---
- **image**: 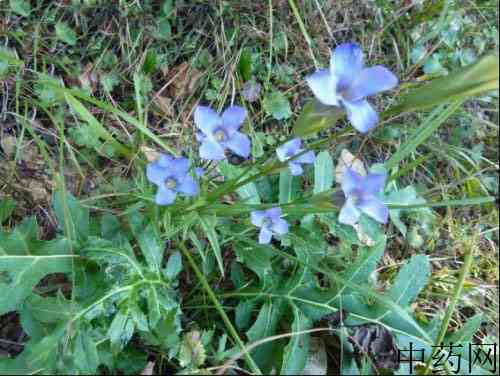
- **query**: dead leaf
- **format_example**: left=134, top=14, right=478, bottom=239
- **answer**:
left=0, top=135, right=16, bottom=158
left=78, top=63, right=99, bottom=93
left=349, top=324, right=400, bottom=371
left=353, top=223, right=376, bottom=247
left=27, top=180, right=50, bottom=202
left=154, top=96, right=174, bottom=117
left=140, top=361, right=155, bottom=375
left=302, top=337, right=327, bottom=375
left=335, top=149, right=366, bottom=183
left=140, top=146, right=161, bottom=162
left=168, top=62, right=203, bottom=98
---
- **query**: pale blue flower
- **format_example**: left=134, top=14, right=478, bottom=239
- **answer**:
left=276, top=138, right=315, bottom=176
left=146, top=153, right=199, bottom=205
left=251, top=207, right=289, bottom=244
left=305, top=42, right=398, bottom=133
left=194, top=105, right=251, bottom=161
left=339, top=168, right=388, bottom=225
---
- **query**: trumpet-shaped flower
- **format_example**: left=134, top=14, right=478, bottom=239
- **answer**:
left=339, top=168, right=388, bottom=225
left=305, top=42, right=398, bottom=133
left=251, top=207, right=289, bottom=244
left=194, top=105, right=251, bottom=161
left=146, top=153, right=199, bottom=205
left=276, top=138, right=315, bottom=176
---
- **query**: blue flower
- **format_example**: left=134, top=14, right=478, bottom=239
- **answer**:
left=251, top=207, right=289, bottom=244
left=276, top=138, right=316, bottom=176
left=146, top=153, right=199, bottom=205
left=305, top=42, right=398, bottom=133
left=339, top=168, right=389, bottom=225
left=194, top=105, right=251, bottom=161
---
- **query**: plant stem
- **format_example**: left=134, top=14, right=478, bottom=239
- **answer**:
left=422, top=238, right=475, bottom=374
left=178, top=242, right=262, bottom=375
left=287, top=0, right=319, bottom=68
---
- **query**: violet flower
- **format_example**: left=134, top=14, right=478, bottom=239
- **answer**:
left=276, top=138, right=315, bottom=176
left=146, top=153, right=199, bottom=205
left=251, top=207, right=289, bottom=244
left=339, top=168, right=389, bottom=225
left=306, top=42, right=398, bottom=133
left=194, top=105, right=251, bottom=161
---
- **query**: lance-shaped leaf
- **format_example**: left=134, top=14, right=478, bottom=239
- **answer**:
left=293, top=100, right=344, bottom=137
left=386, top=54, right=499, bottom=116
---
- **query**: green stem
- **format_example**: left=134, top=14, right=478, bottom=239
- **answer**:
left=422, top=239, right=475, bottom=374
left=287, top=0, right=319, bottom=68
left=178, top=242, right=262, bottom=375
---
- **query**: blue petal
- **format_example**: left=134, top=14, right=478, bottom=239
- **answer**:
left=195, top=167, right=205, bottom=177
left=276, top=138, right=302, bottom=161
left=341, top=168, right=363, bottom=196
left=266, top=207, right=282, bottom=220
left=194, top=105, right=220, bottom=136
left=157, top=153, right=174, bottom=168
left=199, top=139, right=225, bottom=160
left=346, top=66, right=398, bottom=102
left=363, top=172, right=387, bottom=195
left=251, top=210, right=266, bottom=227
left=289, top=162, right=304, bottom=176
left=305, top=69, right=339, bottom=106
left=258, top=227, right=273, bottom=244
left=170, top=157, right=190, bottom=177
left=271, top=218, right=289, bottom=235
left=330, top=42, right=364, bottom=89
left=343, top=99, right=379, bottom=133
left=177, top=175, right=198, bottom=197
left=296, top=150, right=316, bottom=165
left=155, top=187, right=176, bottom=205
left=338, top=197, right=361, bottom=225
left=146, top=162, right=169, bottom=185
left=225, top=131, right=251, bottom=158
left=222, top=105, right=247, bottom=134
left=358, top=195, right=389, bottom=224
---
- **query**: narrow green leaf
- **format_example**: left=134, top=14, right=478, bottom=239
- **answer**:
left=107, top=310, right=135, bottom=350
left=387, top=54, right=499, bottom=115
left=64, top=93, right=131, bottom=157
left=388, top=196, right=496, bottom=210
left=199, top=215, right=224, bottom=277
left=73, top=331, right=100, bottom=374
left=53, top=188, right=89, bottom=242
left=313, top=151, right=334, bottom=194
left=446, top=313, right=483, bottom=344
left=164, top=251, right=182, bottom=280
left=136, top=224, right=164, bottom=272
left=293, top=100, right=343, bottom=137
left=239, top=48, right=253, bottom=81
left=43, top=82, right=177, bottom=155
left=218, top=161, right=261, bottom=204
left=246, top=302, right=283, bottom=370
left=10, top=0, right=31, bottom=17
left=0, top=216, right=38, bottom=255
left=384, top=101, right=463, bottom=171
left=389, top=255, right=430, bottom=306
left=279, top=169, right=299, bottom=204
left=281, top=305, right=311, bottom=375
left=55, top=22, right=77, bottom=46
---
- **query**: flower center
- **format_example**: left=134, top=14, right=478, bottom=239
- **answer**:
left=165, top=178, right=177, bottom=190
left=262, top=217, right=272, bottom=228
left=350, top=191, right=360, bottom=205
left=214, top=129, right=226, bottom=142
